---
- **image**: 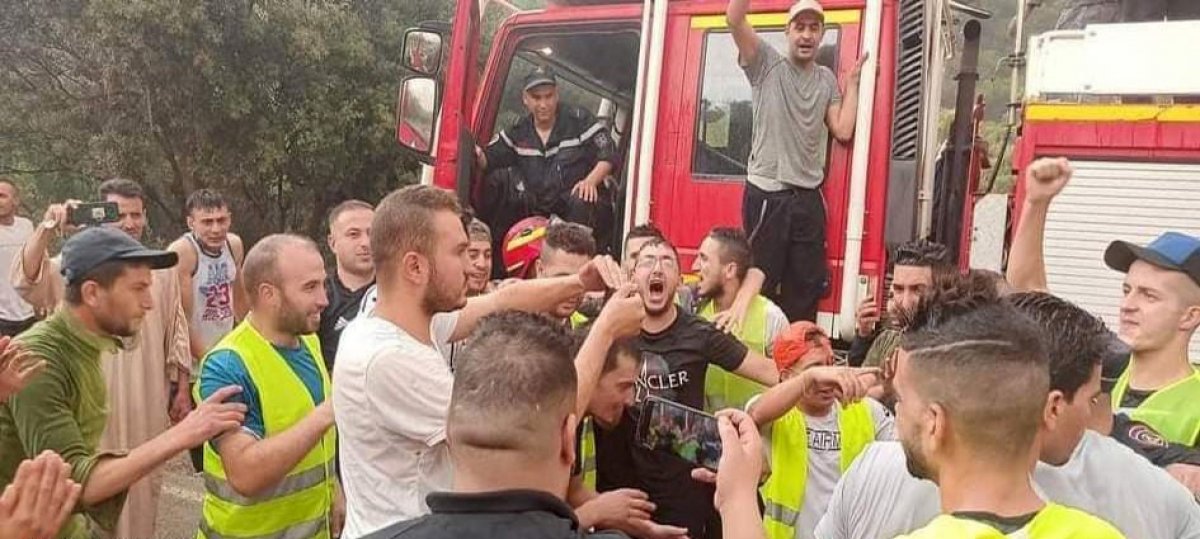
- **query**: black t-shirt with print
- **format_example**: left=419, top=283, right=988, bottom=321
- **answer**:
left=318, top=274, right=373, bottom=371
left=594, top=311, right=748, bottom=539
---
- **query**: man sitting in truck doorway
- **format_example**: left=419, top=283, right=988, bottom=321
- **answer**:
left=726, top=0, right=866, bottom=322
left=476, top=66, right=618, bottom=252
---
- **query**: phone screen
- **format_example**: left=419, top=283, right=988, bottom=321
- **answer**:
left=67, top=202, right=120, bottom=227
left=635, top=396, right=722, bottom=471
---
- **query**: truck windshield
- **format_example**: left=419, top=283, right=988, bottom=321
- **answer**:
left=693, top=29, right=840, bottom=179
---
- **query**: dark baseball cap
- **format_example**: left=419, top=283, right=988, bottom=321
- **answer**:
left=523, top=66, right=557, bottom=93
left=1104, top=232, right=1200, bottom=288
left=61, top=227, right=178, bottom=285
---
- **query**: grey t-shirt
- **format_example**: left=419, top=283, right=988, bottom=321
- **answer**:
left=742, top=40, right=841, bottom=191
left=815, top=435, right=1200, bottom=539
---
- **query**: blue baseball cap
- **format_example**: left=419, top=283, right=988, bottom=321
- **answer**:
left=1104, top=232, right=1200, bottom=288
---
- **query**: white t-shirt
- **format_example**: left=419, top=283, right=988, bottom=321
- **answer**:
left=0, top=217, right=34, bottom=321
left=333, top=311, right=460, bottom=539
left=815, top=435, right=1200, bottom=539
left=763, top=300, right=789, bottom=358
left=757, top=398, right=896, bottom=539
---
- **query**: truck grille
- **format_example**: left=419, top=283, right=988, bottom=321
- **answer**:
left=890, top=0, right=925, bottom=160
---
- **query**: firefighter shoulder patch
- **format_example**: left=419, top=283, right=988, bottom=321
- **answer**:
left=1127, top=423, right=1168, bottom=449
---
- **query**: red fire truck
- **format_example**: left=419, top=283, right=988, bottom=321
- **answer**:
left=395, top=0, right=979, bottom=340
left=1010, top=19, right=1200, bottom=358
left=393, top=0, right=1199, bottom=348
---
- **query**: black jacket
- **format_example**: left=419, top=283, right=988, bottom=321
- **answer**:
left=484, top=104, right=616, bottom=212
left=363, top=489, right=628, bottom=539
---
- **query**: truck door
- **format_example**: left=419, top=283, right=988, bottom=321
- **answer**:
left=395, top=0, right=481, bottom=201
left=652, top=10, right=861, bottom=318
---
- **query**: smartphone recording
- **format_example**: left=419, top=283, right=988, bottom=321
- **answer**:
left=635, top=396, right=722, bottom=471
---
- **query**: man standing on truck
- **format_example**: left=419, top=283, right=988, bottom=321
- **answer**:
left=476, top=66, right=618, bottom=250
left=726, top=0, right=865, bottom=322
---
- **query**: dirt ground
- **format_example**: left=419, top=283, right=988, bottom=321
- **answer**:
left=151, top=453, right=204, bottom=539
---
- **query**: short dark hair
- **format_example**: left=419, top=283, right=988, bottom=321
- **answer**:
left=636, top=237, right=680, bottom=265
left=327, top=199, right=373, bottom=230
left=467, top=218, right=492, bottom=243
left=545, top=222, right=597, bottom=258
left=707, top=227, right=753, bottom=281
left=241, top=234, right=319, bottom=304
left=99, top=178, right=144, bottom=201
left=1006, top=291, right=1109, bottom=401
left=64, top=260, right=133, bottom=306
left=900, top=271, right=1049, bottom=460
left=626, top=223, right=664, bottom=243
left=185, top=189, right=228, bottom=215
left=624, top=223, right=665, bottom=257
left=603, top=337, right=642, bottom=373
left=372, top=185, right=462, bottom=281
left=450, top=311, right=578, bottom=456
left=892, top=240, right=950, bottom=272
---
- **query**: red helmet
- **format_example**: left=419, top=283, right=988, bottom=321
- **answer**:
left=502, top=216, right=549, bottom=279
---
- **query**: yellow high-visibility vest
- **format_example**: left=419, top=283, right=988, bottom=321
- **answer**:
left=895, top=503, right=1125, bottom=538
left=580, top=417, right=597, bottom=490
left=761, top=402, right=875, bottom=539
left=699, top=295, right=770, bottom=412
left=1111, top=365, right=1200, bottom=446
left=194, top=321, right=337, bottom=539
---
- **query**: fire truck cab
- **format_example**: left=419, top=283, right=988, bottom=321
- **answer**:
left=396, top=0, right=969, bottom=340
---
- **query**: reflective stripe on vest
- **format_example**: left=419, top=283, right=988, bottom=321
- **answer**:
left=198, top=516, right=327, bottom=539
left=760, top=402, right=875, bottom=539
left=1111, top=365, right=1200, bottom=446
left=195, top=321, right=337, bottom=539
left=699, top=296, right=770, bottom=412
left=896, top=503, right=1126, bottom=539
left=581, top=417, right=598, bottom=490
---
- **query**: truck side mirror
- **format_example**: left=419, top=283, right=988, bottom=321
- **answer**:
left=403, top=30, right=444, bottom=76
left=396, top=76, right=438, bottom=157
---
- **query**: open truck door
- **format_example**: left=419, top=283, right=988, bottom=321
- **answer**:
left=395, top=0, right=482, bottom=206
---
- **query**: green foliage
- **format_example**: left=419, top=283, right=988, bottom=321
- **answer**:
left=935, top=0, right=1072, bottom=193
left=941, top=0, right=1066, bottom=120
left=0, top=0, right=450, bottom=247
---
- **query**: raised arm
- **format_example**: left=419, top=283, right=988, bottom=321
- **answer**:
left=826, top=55, right=867, bottom=143
left=212, top=401, right=334, bottom=497
left=727, top=0, right=762, bottom=67
left=732, top=351, right=780, bottom=387
left=1006, top=157, right=1072, bottom=292
left=573, top=286, right=644, bottom=418
left=13, top=203, right=75, bottom=312
left=450, top=256, right=625, bottom=342
left=747, top=366, right=880, bottom=427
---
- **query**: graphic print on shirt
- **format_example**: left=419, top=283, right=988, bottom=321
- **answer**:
left=809, top=427, right=841, bottom=452
left=636, top=351, right=688, bottom=404
left=199, top=259, right=234, bottom=324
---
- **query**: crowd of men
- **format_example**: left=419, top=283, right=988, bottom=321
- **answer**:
left=0, top=1, right=1198, bottom=538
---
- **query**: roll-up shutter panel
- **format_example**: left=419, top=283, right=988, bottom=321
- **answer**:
left=1043, top=160, right=1200, bottom=362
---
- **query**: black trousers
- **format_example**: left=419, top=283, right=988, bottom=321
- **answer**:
left=550, top=188, right=615, bottom=254
left=742, top=183, right=828, bottom=322
left=0, top=317, right=36, bottom=337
